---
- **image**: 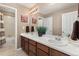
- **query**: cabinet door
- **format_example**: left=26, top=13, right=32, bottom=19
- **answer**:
left=29, top=44, right=36, bottom=54
left=37, top=48, right=49, bottom=56
left=21, top=36, right=25, bottom=51
left=50, top=48, right=69, bottom=56
left=29, top=39, right=37, bottom=56
left=37, top=43, right=49, bottom=53
left=29, top=39, right=37, bottom=46
left=21, top=36, right=29, bottom=54
left=37, top=43, right=49, bottom=56
left=25, top=41, right=29, bottom=54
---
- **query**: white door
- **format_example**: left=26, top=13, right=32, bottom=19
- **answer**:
left=62, top=11, right=78, bottom=36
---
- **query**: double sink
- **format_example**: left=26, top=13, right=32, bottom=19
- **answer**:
left=25, top=33, right=79, bottom=47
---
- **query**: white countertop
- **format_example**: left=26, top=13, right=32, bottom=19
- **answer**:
left=20, top=33, right=79, bottom=56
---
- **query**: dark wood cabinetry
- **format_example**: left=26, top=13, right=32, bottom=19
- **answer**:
left=21, top=36, right=25, bottom=51
left=25, top=39, right=29, bottom=54
left=29, top=39, right=37, bottom=46
left=29, top=43, right=37, bottom=56
left=50, top=48, right=69, bottom=56
left=29, top=44, right=36, bottom=53
left=37, top=43, right=49, bottom=56
left=21, top=36, right=29, bottom=54
left=37, top=43, right=49, bottom=53
left=37, top=48, right=49, bottom=56
left=29, top=39, right=37, bottom=56
left=21, top=36, right=69, bottom=56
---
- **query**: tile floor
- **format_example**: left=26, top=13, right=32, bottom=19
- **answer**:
left=0, top=37, right=27, bottom=56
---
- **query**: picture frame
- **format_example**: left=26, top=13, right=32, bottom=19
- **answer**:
left=21, top=15, right=28, bottom=23
left=32, top=16, right=37, bottom=24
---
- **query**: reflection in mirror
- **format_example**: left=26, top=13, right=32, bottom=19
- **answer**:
left=42, top=16, right=53, bottom=35
left=37, top=16, right=53, bottom=35
left=62, top=11, right=78, bottom=37
left=37, top=19, right=43, bottom=26
left=37, top=16, right=43, bottom=26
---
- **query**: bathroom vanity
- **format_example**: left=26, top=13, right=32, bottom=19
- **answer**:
left=21, top=36, right=68, bottom=56
left=20, top=33, right=79, bottom=56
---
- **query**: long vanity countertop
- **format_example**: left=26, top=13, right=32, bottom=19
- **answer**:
left=21, top=33, right=79, bottom=56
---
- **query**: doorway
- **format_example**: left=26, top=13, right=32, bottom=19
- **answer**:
left=0, top=4, right=17, bottom=49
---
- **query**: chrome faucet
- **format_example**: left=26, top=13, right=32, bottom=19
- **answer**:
left=55, top=37, right=61, bottom=41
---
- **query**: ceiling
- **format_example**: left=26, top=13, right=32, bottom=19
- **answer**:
left=0, top=3, right=77, bottom=17
left=19, top=3, right=36, bottom=9
left=19, top=3, right=77, bottom=16
left=38, top=3, right=77, bottom=15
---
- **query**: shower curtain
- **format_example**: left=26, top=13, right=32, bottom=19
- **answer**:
left=0, top=12, right=6, bottom=46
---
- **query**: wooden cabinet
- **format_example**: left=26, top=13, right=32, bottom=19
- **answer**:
left=29, top=44, right=36, bottom=53
left=29, top=40, right=37, bottom=56
left=25, top=40, right=29, bottom=54
left=37, top=43, right=49, bottom=56
left=21, top=36, right=25, bottom=51
left=50, top=48, right=69, bottom=56
left=29, top=39, right=37, bottom=56
left=37, top=48, right=49, bottom=56
left=21, top=36, right=29, bottom=54
left=29, top=39, right=37, bottom=46
left=21, top=36, right=69, bottom=56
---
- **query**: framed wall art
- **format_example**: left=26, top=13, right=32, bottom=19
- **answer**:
left=21, top=15, right=28, bottom=23
left=32, top=16, right=37, bottom=24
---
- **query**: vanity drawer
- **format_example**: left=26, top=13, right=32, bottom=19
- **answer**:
left=50, top=48, right=69, bottom=56
left=29, top=39, right=36, bottom=46
left=37, top=43, right=49, bottom=53
left=25, top=41, right=29, bottom=54
left=37, top=48, right=49, bottom=56
left=29, top=44, right=36, bottom=53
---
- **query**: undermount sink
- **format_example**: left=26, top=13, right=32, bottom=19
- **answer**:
left=48, top=37, right=69, bottom=46
left=41, top=35, right=69, bottom=46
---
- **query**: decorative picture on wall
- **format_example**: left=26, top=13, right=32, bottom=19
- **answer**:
left=32, top=16, right=37, bottom=24
left=21, top=15, right=28, bottom=23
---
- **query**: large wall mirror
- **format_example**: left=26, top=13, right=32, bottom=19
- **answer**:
left=62, top=11, right=78, bottom=37
left=37, top=16, right=53, bottom=35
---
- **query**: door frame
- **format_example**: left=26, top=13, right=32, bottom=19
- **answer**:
left=0, top=4, right=18, bottom=49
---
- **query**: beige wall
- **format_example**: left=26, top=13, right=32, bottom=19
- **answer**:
left=53, top=13, right=62, bottom=35
left=45, top=4, right=78, bottom=36
left=1, top=3, right=29, bottom=48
